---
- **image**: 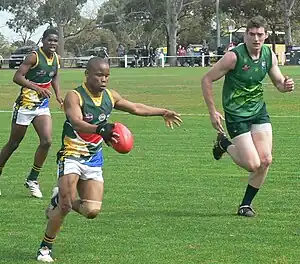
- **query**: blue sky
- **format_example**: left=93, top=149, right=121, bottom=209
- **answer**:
left=0, top=0, right=105, bottom=43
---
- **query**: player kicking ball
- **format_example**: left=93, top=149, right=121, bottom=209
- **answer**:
left=201, top=16, right=294, bottom=217
left=36, top=57, right=182, bottom=262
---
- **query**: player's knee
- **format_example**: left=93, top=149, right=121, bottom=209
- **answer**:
left=80, top=201, right=102, bottom=219
left=59, top=197, right=74, bottom=216
left=86, top=209, right=100, bottom=219
left=245, top=161, right=261, bottom=173
left=40, top=138, right=52, bottom=149
left=260, top=155, right=272, bottom=168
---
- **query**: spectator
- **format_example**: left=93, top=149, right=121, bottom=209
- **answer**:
left=149, top=46, right=156, bottom=66
left=141, top=46, right=149, bottom=67
left=116, top=43, right=125, bottom=67
left=186, top=44, right=195, bottom=67
left=216, top=45, right=225, bottom=61
left=177, top=45, right=186, bottom=66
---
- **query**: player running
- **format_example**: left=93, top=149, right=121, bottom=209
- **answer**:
left=201, top=16, right=294, bottom=217
left=0, top=28, right=63, bottom=198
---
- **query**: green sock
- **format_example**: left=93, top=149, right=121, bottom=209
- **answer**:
left=27, top=164, right=42, bottom=181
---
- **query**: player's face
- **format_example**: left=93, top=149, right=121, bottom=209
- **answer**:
left=86, top=63, right=110, bottom=92
left=245, top=27, right=268, bottom=51
left=42, top=34, right=59, bottom=55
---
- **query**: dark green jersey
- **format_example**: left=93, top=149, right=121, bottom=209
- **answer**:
left=222, top=44, right=272, bottom=118
left=57, top=83, right=114, bottom=167
left=15, top=47, right=60, bottom=110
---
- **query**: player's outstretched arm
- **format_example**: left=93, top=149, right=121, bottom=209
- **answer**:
left=111, top=90, right=182, bottom=129
left=201, top=51, right=236, bottom=133
left=268, top=51, right=294, bottom=93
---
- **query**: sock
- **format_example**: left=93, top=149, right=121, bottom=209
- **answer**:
left=219, top=137, right=232, bottom=151
left=240, top=184, right=259, bottom=206
left=40, top=233, right=56, bottom=250
left=27, top=164, right=42, bottom=181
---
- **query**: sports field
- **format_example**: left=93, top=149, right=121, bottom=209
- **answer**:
left=0, top=67, right=299, bottom=264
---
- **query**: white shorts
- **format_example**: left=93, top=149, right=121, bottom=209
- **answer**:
left=12, top=105, right=51, bottom=126
left=57, top=158, right=104, bottom=182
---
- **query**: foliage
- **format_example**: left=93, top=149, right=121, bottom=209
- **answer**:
left=0, top=33, right=15, bottom=56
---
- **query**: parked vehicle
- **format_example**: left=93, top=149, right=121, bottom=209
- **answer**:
left=9, top=46, right=38, bottom=69
left=76, top=47, right=109, bottom=68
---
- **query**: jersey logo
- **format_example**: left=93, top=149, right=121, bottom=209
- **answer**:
left=49, top=71, right=55, bottom=77
left=261, top=61, right=266, bottom=69
left=37, top=70, right=47, bottom=76
left=83, top=113, right=94, bottom=122
left=98, top=113, right=107, bottom=122
left=242, top=64, right=250, bottom=71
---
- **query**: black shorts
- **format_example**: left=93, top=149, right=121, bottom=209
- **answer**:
left=225, top=103, right=271, bottom=139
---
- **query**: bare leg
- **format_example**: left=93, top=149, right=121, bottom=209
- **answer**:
left=72, top=179, right=104, bottom=219
left=45, top=174, right=79, bottom=237
left=227, top=132, right=261, bottom=172
left=238, top=124, right=273, bottom=216
left=0, top=123, right=28, bottom=171
left=248, top=124, right=273, bottom=188
left=37, top=174, right=79, bottom=262
left=31, top=115, right=52, bottom=169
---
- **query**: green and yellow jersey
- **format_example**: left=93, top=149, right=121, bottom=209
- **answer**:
left=222, top=44, right=272, bottom=119
left=15, top=47, right=60, bottom=110
left=57, top=83, right=114, bottom=167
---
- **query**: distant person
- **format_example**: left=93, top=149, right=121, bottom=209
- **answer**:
left=116, top=43, right=125, bottom=67
left=141, top=45, right=149, bottom=67
left=0, top=28, right=63, bottom=198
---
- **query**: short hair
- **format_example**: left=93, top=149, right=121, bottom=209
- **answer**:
left=42, top=28, right=59, bottom=39
left=86, top=57, right=109, bottom=70
left=246, top=16, right=268, bottom=32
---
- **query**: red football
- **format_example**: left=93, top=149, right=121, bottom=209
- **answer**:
left=111, top=122, right=134, bottom=154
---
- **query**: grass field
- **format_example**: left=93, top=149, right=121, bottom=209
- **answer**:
left=0, top=66, right=299, bottom=264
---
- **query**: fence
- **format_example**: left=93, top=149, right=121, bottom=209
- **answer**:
left=0, top=53, right=287, bottom=69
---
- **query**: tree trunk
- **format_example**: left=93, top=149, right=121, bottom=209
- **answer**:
left=283, top=0, right=295, bottom=46
left=57, top=24, right=65, bottom=68
left=270, top=27, right=276, bottom=52
left=166, top=0, right=178, bottom=66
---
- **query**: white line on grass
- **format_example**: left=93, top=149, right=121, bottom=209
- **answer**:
left=0, top=110, right=299, bottom=118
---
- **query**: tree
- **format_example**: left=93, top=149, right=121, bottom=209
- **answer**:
left=0, top=33, right=15, bottom=57
left=122, top=0, right=208, bottom=66
left=37, top=0, right=90, bottom=60
left=221, top=0, right=285, bottom=51
left=0, top=0, right=41, bottom=44
left=65, top=27, right=118, bottom=56
left=11, top=40, right=36, bottom=48
left=283, top=0, right=296, bottom=46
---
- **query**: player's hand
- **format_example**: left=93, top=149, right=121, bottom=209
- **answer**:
left=162, top=110, right=182, bottom=129
left=56, top=94, right=64, bottom=108
left=96, top=123, right=119, bottom=145
left=283, top=76, right=294, bottom=92
left=35, top=87, right=52, bottom=98
left=210, top=111, right=225, bottom=133
left=109, top=132, right=120, bottom=144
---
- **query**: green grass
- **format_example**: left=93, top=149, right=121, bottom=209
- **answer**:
left=0, top=66, right=299, bottom=264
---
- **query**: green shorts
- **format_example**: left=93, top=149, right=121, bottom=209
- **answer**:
left=225, top=103, right=271, bottom=139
